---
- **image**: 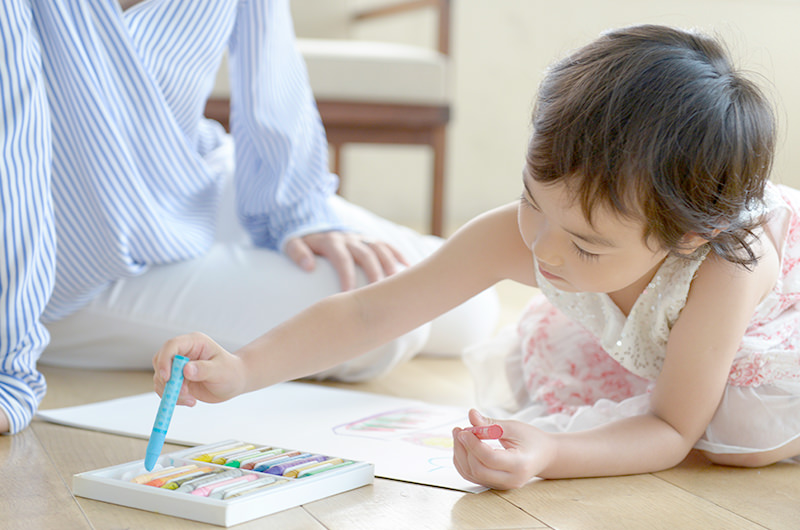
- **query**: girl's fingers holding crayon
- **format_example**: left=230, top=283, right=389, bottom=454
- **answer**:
left=453, top=419, right=555, bottom=489
left=153, top=332, right=212, bottom=383
left=458, top=427, right=512, bottom=470
left=467, top=408, right=493, bottom=426
left=452, top=427, right=476, bottom=479
left=176, top=385, right=197, bottom=407
left=453, top=427, right=519, bottom=489
left=153, top=332, right=245, bottom=405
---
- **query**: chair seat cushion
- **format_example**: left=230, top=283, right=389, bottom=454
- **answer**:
left=210, top=39, right=449, bottom=106
left=298, top=39, right=449, bottom=105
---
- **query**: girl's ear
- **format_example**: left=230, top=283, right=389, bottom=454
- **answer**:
left=676, top=230, right=719, bottom=255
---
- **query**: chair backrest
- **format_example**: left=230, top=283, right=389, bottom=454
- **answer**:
left=290, top=0, right=450, bottom=54
left=291, top=0, right=351, bottom=39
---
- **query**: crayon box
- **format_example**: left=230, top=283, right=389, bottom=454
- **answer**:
left=73, top=439, right=374, bottom=527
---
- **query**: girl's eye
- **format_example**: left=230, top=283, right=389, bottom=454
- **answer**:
left=519, top=193, right=539, bottom=210
left=573, top=243, right=599, bottom=261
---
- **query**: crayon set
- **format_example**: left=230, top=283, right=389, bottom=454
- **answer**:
left=73, top=440, right=374, bottom=526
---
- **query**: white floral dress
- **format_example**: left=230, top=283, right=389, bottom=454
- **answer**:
left=466, top=183, right=800, bottom=455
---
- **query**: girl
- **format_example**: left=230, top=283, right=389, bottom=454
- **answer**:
left=153, top=24, right=800, bottom=489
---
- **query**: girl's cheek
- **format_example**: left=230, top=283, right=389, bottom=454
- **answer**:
left=517, top=206, right=537, bottom=249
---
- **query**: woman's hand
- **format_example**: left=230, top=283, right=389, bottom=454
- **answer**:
left=452, top=408, right=556, bottom=490
left=285, top=231, right=407, bottom=291
left=153, top=332, right=248, bottom=407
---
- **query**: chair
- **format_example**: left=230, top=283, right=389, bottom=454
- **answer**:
left=204, top=0, right=452, bottom=235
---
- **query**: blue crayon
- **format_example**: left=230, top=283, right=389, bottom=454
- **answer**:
left=253, top=452, right=311, bottom=472
left=144, top=355, right=190, bottom=471
left=262, top=455, right=327, bottom=476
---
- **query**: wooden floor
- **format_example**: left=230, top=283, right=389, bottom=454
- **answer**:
left=3, top=282, right=800, bottom=529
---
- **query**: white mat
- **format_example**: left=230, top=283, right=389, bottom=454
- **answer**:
left=37, top=382, right=486, bottom=493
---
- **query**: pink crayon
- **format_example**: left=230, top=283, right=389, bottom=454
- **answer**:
left=465, top=424, right=503, bottom=440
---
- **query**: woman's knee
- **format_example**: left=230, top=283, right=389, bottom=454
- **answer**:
left=422, top=287, right=500, bottom=355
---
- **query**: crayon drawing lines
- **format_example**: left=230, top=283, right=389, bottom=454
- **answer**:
left=332, top=407, right=461, bottom=448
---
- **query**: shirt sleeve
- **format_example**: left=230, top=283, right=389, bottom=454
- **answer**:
left=227, top=0, right=346, bottom=251
left=0, top=3, right=56, bottom=433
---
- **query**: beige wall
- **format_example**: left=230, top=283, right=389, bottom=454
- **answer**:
left=299, top=0, right=800, bottom=233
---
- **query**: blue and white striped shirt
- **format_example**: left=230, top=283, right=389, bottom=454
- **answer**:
left=0, top=0, right=341, bottom=433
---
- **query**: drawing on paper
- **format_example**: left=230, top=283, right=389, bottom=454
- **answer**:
left=332, top=406, right=460, bottom=450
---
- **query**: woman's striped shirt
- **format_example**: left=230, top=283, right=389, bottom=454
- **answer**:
left=0, top=0, right=341, bottom=432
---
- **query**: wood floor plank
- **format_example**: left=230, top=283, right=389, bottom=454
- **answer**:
left=655, top=451, right=800, bottom=530
left=497, top=473, right=765, bottom=530
left=1, top=426, right=90, bottom=530
left=38, top=365, right=155, bottom=408
left=304, top=477, right=547, bottom=530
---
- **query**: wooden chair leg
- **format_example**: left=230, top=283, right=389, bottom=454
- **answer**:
left=328, top=132, right=446, bottom=236
left=331, top=143, right=344, bottom=194
left=431, top=126, right=446, bottom=236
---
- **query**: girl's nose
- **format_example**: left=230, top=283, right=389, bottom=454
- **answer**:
left=533, top=228, right=563, bottom=268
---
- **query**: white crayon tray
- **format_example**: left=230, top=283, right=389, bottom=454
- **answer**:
left=73, top=439, right=374, bottom=527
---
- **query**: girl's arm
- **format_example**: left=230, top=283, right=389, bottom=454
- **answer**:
left=454, top=247, right=776, bottom=488
left=154, top=202, right=536, bottom=403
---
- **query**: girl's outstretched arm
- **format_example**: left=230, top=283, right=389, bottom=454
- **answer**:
left=453, top=248, right=776, bottom=488
left=153, top=202, right=535, bottom=403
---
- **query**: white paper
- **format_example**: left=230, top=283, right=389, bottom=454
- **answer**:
left=36, top=382, right=487, bottom=493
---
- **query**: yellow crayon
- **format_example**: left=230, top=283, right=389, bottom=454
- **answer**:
left=146, top=466, right=211, bottom=487
left=193, top=443, right=255, bottom=463
left=162, top=469, right=219, bottom=490
left=211, top=445, right=265, bottom=465
left=130, top=464, right=196, bottom=484
left=225, top=447, right=281, bottom=468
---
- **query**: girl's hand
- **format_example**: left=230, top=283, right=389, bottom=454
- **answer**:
left=152, top=332, right=247, bottom=407
left=452, top=408, right=555, bottom=490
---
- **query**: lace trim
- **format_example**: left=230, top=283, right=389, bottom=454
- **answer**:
left=536, top=248, right=709, bottom=380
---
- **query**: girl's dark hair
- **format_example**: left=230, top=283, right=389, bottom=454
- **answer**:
left=527, top=24, right=776, bottom=266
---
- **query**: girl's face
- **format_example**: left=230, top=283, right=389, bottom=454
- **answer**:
left=517, top=171, right=670, bottom=297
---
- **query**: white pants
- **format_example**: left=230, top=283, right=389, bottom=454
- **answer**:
left=40, top=149, right=499, bottom=381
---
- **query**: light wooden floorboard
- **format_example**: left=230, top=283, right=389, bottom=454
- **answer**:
left=304, top=478, right=545, bottom=530
left=1, top=426, right=90, bottom=530
left=654, top=451, right=800, bottom=530
left=498, top=472, right=768, bottom=530
left=2, top=282, right=799, bottom=529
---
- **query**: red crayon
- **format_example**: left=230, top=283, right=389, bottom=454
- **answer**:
left=465, top=424, right=503, bottom=440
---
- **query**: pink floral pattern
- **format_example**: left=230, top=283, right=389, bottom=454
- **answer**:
left=518, top=297, right=650, bottom=414
left=729, top=185, right=800, bottom=387
left=726, top=356, right=800, bottom=386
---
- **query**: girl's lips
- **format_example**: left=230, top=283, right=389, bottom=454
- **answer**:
left=538, top=265, right=562, bottom=281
